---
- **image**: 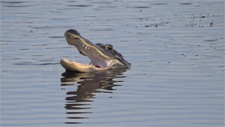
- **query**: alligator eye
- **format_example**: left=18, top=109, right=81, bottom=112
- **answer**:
left=105, top=44, right=113, bottom=50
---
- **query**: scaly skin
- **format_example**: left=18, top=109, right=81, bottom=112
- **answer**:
left=60, top=29, right=130, bottom=72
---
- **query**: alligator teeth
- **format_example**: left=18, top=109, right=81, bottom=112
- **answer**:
left=82, top=44, right=85, bottom=47
left=85, top=46, right=87, bottom=49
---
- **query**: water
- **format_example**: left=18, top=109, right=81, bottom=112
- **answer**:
left=1, top=0, right=224, bottom=126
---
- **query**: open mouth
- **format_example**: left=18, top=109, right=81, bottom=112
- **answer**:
left=60, top=29, right=131, bottom=72
left=60, top=31, right=112, bottom=72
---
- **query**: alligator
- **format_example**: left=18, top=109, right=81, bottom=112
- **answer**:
left=60, top=29, right=131, bottom=72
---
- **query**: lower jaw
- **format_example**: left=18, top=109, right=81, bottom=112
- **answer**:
left=60, top=58, right=110, bottom=72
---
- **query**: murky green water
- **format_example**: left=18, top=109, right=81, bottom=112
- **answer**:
left=1, top=0, right=224, bottom=126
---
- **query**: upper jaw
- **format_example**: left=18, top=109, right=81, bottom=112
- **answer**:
left=65, top=32, right=112, bottom=68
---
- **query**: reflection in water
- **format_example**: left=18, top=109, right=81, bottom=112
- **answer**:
left=61, top=69, right=127, bottom=124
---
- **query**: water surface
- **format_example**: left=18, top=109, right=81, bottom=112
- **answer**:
left=1, top=0, right=224, bottom=126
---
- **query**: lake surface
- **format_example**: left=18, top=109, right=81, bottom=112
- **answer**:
left=1, top=0, right=224, bottom=126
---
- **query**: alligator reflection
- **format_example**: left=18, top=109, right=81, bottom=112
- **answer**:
left=61, top=69, right=127, bottom=124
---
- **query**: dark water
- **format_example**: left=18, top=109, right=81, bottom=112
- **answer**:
left=1, top=0, right=224, bottom=126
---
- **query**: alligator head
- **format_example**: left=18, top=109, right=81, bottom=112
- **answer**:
left=60, top=29, right=131, bottom=72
